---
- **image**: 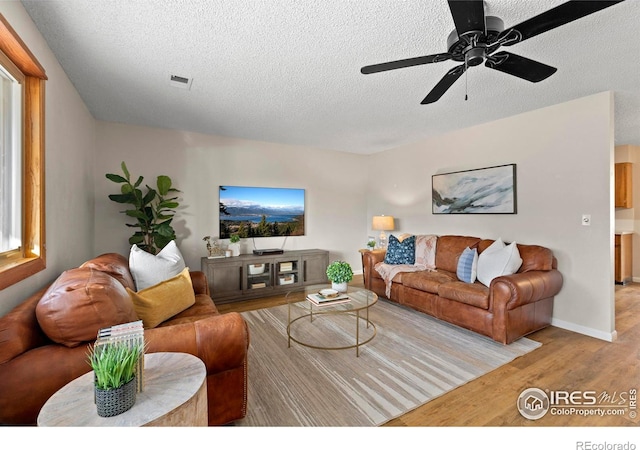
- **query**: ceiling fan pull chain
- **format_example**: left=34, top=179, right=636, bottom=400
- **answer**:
left=465, top=57, right=468, bottom=101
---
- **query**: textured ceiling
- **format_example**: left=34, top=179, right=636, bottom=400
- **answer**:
left=21, top=0, right=640, bottom=154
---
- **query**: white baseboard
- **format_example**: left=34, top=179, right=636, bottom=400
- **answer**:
left=551, top=318, right=618, bottom=342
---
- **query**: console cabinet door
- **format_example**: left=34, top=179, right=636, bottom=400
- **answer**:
left=274, top=257, right=302, bottom=288
left=202, top=259, right=243, bottom=301
left=302, top=252, right=329, bottom=285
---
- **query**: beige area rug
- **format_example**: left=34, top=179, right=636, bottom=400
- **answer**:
left=236, top=298, right=541, bottom=427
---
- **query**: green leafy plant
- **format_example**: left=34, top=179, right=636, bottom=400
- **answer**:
left=87, top=342, right=143, bottom=391
left=229, top=234, right=240, bottom=244
left=106, top=161, right=180, bottom=254
left=326, top=261, right=353, bottom=283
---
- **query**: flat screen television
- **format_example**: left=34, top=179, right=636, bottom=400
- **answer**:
left=219, top=186, right=305, bottom=239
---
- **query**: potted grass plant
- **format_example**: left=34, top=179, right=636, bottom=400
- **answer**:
left=326, top=261, right=353, bottom=292
left=87, top=342, right=143, bottom=417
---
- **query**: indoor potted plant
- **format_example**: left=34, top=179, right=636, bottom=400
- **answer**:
left=326, top=260, right=353, bottom=292
left=87, top=342, right=143, bottom=417
left=106, top=161, right=180, bottom=255
left=228, top=233, right=241, bottom=257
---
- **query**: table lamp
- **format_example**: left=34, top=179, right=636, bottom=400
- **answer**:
left=372, top=215, right=394, bottom=248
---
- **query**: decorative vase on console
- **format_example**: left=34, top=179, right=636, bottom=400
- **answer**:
left=326, top=261, right=353, bottom=293
left=228, top=234, right=241, bottom=257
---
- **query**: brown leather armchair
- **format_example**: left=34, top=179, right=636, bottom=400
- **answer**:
left=0, top=253, right=249, bottom=426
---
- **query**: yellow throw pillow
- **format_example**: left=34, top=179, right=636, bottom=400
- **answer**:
left=127, top=267, right=195, bottom=328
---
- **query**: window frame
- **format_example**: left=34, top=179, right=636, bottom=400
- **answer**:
left=0, top=14, right=47, bottom=291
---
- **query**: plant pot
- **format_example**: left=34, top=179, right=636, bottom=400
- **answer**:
left=95, top=376, right=137, bottom=417
left=331, top=281, right=348, bottom=292
left=229, top=243, right=241, bottom=257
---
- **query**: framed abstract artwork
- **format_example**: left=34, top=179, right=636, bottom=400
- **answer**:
left=432, top=164, right=517, bottom=214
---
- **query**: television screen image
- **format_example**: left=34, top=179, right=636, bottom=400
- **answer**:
left=219, top=186, right=305, bottom=238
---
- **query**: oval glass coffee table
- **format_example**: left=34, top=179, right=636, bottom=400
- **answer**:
left=285, top=285, right=378, bottom=357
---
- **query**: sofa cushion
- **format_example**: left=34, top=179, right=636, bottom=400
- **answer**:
left=438, top=281, right=490, bottom=309
left=478, top=240, right=554, bottom=272
left=402, top=270, right=457, bottom=294
left=456, top=247, right=478, bottom=283
left=384, top=235, right=416, bottom=265
left=127, top=267, right=196, bottom=329
left=80, top=253, right=136, bottom=290
left=435, top=235, right=481, bottom=273
left=129, top=240, right=186, bottom=290
left=36, top=268, right=139, bottom=348
left=158, top=294, right=219, bottom=327
left=477, top=238, right=523, bottom=287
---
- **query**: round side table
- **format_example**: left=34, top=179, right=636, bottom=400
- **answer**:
left=37, top=352, right=207, bottom=426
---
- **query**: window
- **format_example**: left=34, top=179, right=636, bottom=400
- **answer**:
left=0, top=63, right=22, bottom=253
left=0, top=14, right=47, bottom=290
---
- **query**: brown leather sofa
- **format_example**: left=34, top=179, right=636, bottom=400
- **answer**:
left=0, top=253, right=249, bottom=426
left=362, top=235, right=563, bottom=344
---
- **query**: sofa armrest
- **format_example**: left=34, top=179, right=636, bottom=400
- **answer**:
left=189, top=271, right=210, bottom=296
left=490, top=270, right=564, bottom=312
left=0, top=343, right=90, bottom=425
left=144, top=312, right=249, bottom=374
left=362, top=250, right=386, bottom=289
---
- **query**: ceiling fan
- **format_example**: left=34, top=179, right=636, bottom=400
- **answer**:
left=360, top=0, right=625, bottom=104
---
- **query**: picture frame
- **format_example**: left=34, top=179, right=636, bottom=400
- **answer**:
left=432, top=164, right=517, bottom=214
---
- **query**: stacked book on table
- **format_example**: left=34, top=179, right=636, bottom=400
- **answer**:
left=95, top=320, right=145, bottom=392
left=307, top=292, right=350, bottom=307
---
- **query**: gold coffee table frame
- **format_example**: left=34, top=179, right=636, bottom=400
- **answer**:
left=286, top=285, right=378, bottom=357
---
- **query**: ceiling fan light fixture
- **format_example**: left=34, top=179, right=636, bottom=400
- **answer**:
left=361, top=0, right=625, bottom=105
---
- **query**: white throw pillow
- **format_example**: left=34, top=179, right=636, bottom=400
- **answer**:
left=476, top=239, right=523, bottom=287
left=129, top=240, right=186, bottom=291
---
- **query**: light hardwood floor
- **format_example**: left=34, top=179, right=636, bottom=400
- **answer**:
left=218, top=276, right=640, bottom=427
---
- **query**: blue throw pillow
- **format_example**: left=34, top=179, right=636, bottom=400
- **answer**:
left=384, top=235, right=416, bottom=265
left=457, top=246, right=478, bottom=283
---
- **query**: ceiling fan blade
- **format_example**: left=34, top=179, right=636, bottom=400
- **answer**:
left=500, top=0, right=625, bottom=45
left=485, top=51, right=557, bottom=82
left=361, top=53, right=452, bottom=74
left=447, top=0, right=486, bottom=37
left=421, top=64, right=466, bottom=104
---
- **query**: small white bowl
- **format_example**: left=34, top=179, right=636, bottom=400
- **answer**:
left=319, top=288, right=338, bottom=298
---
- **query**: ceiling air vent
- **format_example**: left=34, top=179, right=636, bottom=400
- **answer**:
left=168, top=74, right=193, bottom=90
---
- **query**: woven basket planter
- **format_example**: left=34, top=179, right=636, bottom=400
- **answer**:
left=95, top=376, right=137, bottom=417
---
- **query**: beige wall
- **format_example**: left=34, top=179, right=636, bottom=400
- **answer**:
left=367, top=92, right=616, bottom=341
left=0, top=3, right=96, bottom=315
left=93, top=122, right=369, bottom=272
